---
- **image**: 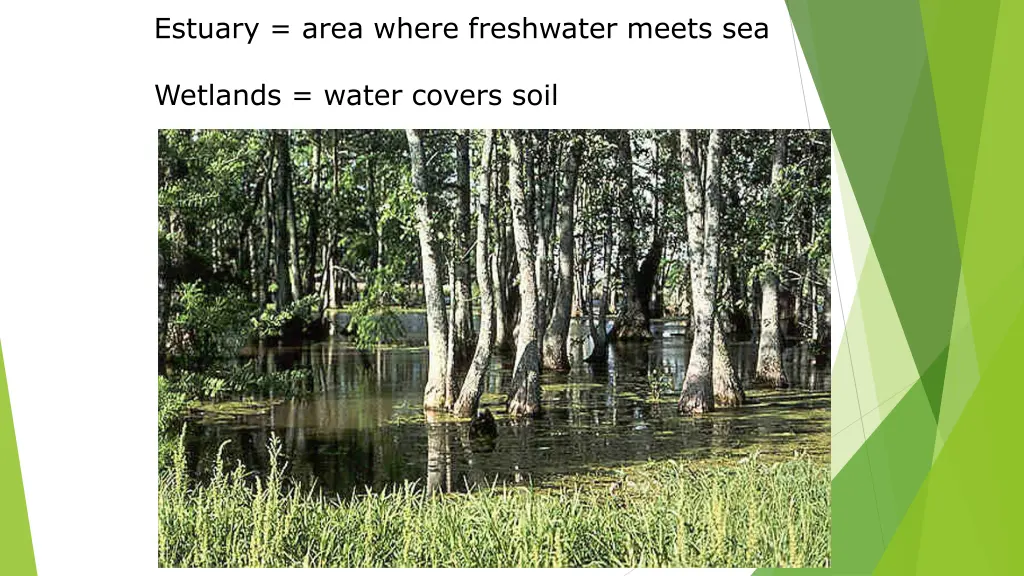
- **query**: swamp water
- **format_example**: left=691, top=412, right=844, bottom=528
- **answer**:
left=184, top=319, right=830, bottom=497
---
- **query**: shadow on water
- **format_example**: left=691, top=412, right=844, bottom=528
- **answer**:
left=184, top=318, right=830, bottom=498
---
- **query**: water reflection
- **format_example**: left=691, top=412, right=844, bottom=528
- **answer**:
left=185, top=320, right=829, bottom=498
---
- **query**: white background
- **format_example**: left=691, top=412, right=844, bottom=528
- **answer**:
left=0, top=1, right=839, bottom=574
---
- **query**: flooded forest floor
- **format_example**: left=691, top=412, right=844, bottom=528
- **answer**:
left=159, top=322, right=831, bottom=568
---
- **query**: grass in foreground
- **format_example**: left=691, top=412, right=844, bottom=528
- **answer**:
left=159, top=432, right=830, bottom=568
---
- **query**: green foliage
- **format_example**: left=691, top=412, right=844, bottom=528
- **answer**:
left=159, top=438, right=830, bottom=568
left=166, top=281, right=253, bottom=372
left=348, top=266, right=408, bottom=348
left=158, top=376, right=189, bottom=436
left=251, top=294, right=321, bottom=339
left=350, top=308, right=404, bottom=349
left=163, top=364, right=309, bottom=404
left=646, top=368, right=674, bottom=402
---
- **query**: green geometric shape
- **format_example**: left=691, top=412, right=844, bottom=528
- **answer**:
left=832, top=418, right=865, bottom=481
left=785, top=1, right=1022, bottom=574
left=866, top=62, right=960, bottom=387
left=919, top=0, right=1002, bottom=254
left=878, top=2, right=1024, bottom=572
left=838, top=150, right=871, bottom=285
left=830, top=434, right=885, bottom=574
left=958, top=0, right=1024, bottom=374
left=0, top=342, right=36, bottom=575
left=919, top=347, right=947, bottom=421
left=863, top=384, right=937, bottom=544
left=830, top=383, right=937, bottom=574
left=842, top=242, right=920, bottom=425
left=831, top=328, right=863, bottom=442
left=879, top=319, right=1024, bottom=574
left=863, top=377, right=915, bottom=441
left=934, top=271, right=979, bottom=462
left=788, top=0, right=929, bottom=233
left=791, top=0, right=961, bottom=398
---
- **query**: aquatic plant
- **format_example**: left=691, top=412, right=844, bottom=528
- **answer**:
left=159, top=432, right=830, bottom=568
left=646, top=368, right=675, bottom=402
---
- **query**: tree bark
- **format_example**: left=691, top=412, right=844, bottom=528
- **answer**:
left=679, top=129, right=725, bottom=414
left=532, top=133, right=552, bottom=345
left=586, top=202, right=613, bottom=364
left=455, top=130, right=495, bottom=417
left=368, top=150, right=380, bottom=273
left=609, top=130, right=651, bottom=341
left=755, top=131, right=789, bottom=388
left=271, top=131, right=292, bottom=308
left=491, top=150, right=516, bottom=353
left=506, top=132, right=542, bottom=417
left=306, top=130, right=321, bottom=296
left=452, top=130, right=475, bottom=371
left=636, top=238, right=663, bottom=319
left=276, top=130, right=302, bottom=303
left=406, top=129, right=452, bottom=411
left=713, top=315, right=744, bottom=407
left=542, top=133, right=582, bottom=371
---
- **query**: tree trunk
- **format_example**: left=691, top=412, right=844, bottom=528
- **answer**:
left=455, top=130, right=495, bottom=417
left=271, top=132, right=291, bottom=308
left=445, top=258, right=458, bottom=405
left=276, top=130, right=302, bottom=304
left=586, top=207, right=613, bottom=364
left=679, top=129, right=725, bottom=414
left=257, top=151, right=272, bottom=307
left=506, top=132, right=541, bottom=417
left=636, top=238, right=663, bottom=319
left=755, top=131, right=789, bottom=388
left=713, top=315, right=744, bottom=407
left=425, top=412, right=452, bottom=494
left=452, top=130, right=475, bottom=371
left=406, top=129, right=452, bottom=411
left=532, top=133, right=551, bottom=345
left=306, top=130, right=321, bottom=296
left=368, top=153, right=380, bottom=273
left=542, top=134, right=582, bottom=371
left=491, top=248, right=509, bottom=351
left=326, top=132, right=340, bottom=311
left=609, top=130, right=651, bottom=340
left=491, top=150, right=516, bottom=353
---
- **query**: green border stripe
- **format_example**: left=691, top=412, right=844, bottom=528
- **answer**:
left=0, top=342, right=36, bottom=574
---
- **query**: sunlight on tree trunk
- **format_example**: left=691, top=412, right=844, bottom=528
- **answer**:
left=506, top=132, right=542, bottom=417
left=755, top=131, right=789, bottom=389
left=406, top=129, right=452, bottom=411
left=679, top=129, right=725, bottom=414
left=542, top=133, right=582, bottom=371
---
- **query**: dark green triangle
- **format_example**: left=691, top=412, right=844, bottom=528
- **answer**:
left=920, top=347, right=949, bottom=420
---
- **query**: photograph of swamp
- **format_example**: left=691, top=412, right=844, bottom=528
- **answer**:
left=158, top=129, right=831, bottom=568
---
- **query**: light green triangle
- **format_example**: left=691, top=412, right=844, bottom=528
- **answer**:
left=844, top=242, right=921, bottom=426
left=831, top=145, right=921, bottom=477
left=831, top=169, right=920, bottom=479
left=832, top=416, right=865, bottom=479
left=832, top=326, right=864, bottom=442
left=933, top=270, right=979, bottom=462
left=839, top=146, right=872, bottom=283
